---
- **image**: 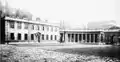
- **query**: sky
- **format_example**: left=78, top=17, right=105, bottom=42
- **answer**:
left=4, top=0, right=120, bottom=28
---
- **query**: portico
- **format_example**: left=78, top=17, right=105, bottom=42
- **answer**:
left=60, top=30, right=102, bottom=43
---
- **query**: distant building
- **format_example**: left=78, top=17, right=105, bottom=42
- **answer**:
left=4, top=16, right=60, bottom=43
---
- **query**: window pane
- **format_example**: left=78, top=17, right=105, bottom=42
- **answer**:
left=24, top=23, right=28, bottom=29
left=32, top=24, right=34, bottom=30
left=46, top=35, right=49, bottom=40
left=10, top=33, right=14, bottom=40
left=42, top=26, right=44, bottom=31
left=24, top=34, right=28, bottom=40
left=51, top=35, right=53, bottom=40
left=37, top=25, right=39, bottom=30
left=18, top=33, right=21, bottom=40
left=55, top=35, right=57, bottom=40
left=51, top=27, right=53, bottom=32
left=31, top=34, right=34, bottom=40
left=17, top=22, right=22, bottom=29
left=9, top=21, right=14, bottom=28
left=42, top=34, right=44, bottom=40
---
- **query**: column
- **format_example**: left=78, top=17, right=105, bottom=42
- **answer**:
left=65, top=33, right=68, bottom=43
left=81, top=33, right=83, bottom=43
left=89, top=34, right=91, bottom=43
left=77, top=34, right=79, bottom=43
left=74, top=34, right=75, bottom=43
left=85, top=33, right=87, bottom=43
left=93, top=34, right=95, bottom=43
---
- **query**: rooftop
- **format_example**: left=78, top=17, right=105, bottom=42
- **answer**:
left=5, top=17, right=60, bottom=27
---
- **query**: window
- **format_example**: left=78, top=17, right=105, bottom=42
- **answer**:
left=10, top=33, right=14, bottom=40
left=46, top=35, right=49, bottom=40
left=51, top=35, right=53, bottom=40
left=9, top=21, right=14, bottom=28
left=31, top=34, right=34, bottom=40
left=18, top=33, right=21, bottom=40
left=24, top=23, right=28, bottom=29
left=51, top=27, right=53, bottom=32
left=24, top=34, right=28, bottom=40
left=37, top=25, right=39, bottom=30
left=55, top=27, right=57, bottom=32
left=55, top=35, right=57, bottom=40
left=42, top=34, right=44, bottom=40
left=32, top=24, right=34, bottom=30
left=42, top=26, right=44, bottom=31
left=47, top=26, right=49, bottom=31
left=17, top=22, right=22, bottom=29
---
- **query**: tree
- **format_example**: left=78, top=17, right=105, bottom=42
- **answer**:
left=35, top=32, right=41, bottom=43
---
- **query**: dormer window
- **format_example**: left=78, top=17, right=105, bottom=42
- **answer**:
left=36, top=17, right=41, bottom=21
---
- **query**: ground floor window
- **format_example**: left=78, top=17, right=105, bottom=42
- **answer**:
left=10, top=33, right=14, bottom=40
left=24, top=34, right=28, bottom=40
left=51, top=35, right=53, bottom=40
left=31, top=34, right=34, bottom=40
left=46, top=35, right=49, bottom=40
left=18, top=33, right=21, bottom=40
left=42, top=34, right=44, bottom=40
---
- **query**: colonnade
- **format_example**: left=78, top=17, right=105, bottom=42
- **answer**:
left=66, top=33, right=99, bottom=43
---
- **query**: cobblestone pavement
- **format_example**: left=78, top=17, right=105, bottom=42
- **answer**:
left=0, top=45, right=120, bottom=62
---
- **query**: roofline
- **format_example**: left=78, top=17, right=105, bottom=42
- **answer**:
left=5, top=17, right=60, bottom=27
left=60, top=29, right=120, bottom=32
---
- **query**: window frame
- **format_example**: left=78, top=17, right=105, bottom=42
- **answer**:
left=10, top=33, right=14, bottom=40
left=18, top=33, right=21, bottom=40
left=17, top=22, right=22, bottom=29
left=9, top=21, right=15, bottom=29
left=24, top=34, right=28, bottom=40
left=31, top=34, right=34, bottom=40
left=24, top=23, right=28, bottom=29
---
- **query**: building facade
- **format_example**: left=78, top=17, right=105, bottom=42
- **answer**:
left=60, top=29, right=120, bottom=44
left=5, top=17, right=60, bottom=43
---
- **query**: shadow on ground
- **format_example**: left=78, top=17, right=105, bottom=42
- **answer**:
left=53, top=46, right=120, bottom=60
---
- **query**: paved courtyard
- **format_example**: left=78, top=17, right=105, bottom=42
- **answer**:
left=0, top=43, right=120, bottom=62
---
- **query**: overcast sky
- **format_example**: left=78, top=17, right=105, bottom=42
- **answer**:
left=5, top=0, right=120, bottom=28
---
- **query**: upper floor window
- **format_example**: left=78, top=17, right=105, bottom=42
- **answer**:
left=47, top=26, right=49, bottom=31
left=24, top=23, right=28, bottom=29
left=9, top=21, right=14, bottom=28
left=51, top=27, right=53, bottom=32
left=37, top=25, right=39, bottom=30
left=32, top=24, right=34, bottom=30
left=42, top=26, right=44, bottom=31
left=17, top=22, right=22, bottom=29
left=55, top=27, right=57, bottom=32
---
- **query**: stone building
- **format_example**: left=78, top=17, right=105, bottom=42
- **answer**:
left=5, top=16, right=60, bottom=43
left=60, top=29, right=120, bottom=44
